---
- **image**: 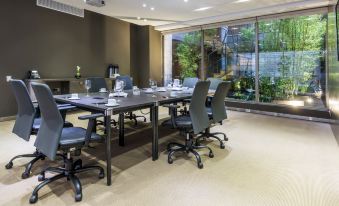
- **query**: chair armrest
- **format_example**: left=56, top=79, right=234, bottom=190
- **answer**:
left=162, top=105, right=179, bottom=128
left=57, top=103, right=72, bottom=108
left=183, top=99, right=191, bottom=103
left=78, top=113, right=104, bottom=120
left=79, top=113, right=104, bottom=146
left=163, top=104, right=180, bottom=109
left=58, top=105, right=77, bottom=111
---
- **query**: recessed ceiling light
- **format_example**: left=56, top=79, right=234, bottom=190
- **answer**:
left=137, top=16, right=141, bottom=20
left=142, top=3, right=147, bottom=7
left=194, top=7, right=212, bottom=12
left=150, top=7, right=155, bottom=11
left=234, top=0, right=251, bottom=3
left=184, top=0, right=189, bottom=2
left=144, top=19, right=148, bottom=22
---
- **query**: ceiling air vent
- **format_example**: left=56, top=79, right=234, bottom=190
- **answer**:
left=37, top=0, right=84, bottom=18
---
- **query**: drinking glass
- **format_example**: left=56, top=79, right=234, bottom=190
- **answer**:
left=115, top=80, right=122, bottom=93
left=121, top=80, right=126, bottom=94
left=114, top=80, right=122, bottom=102
left=85, top=80, right=91, bottom=96
left=149, top=80, right=157, bottom=92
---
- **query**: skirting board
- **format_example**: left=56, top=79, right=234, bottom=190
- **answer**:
left=0, top=116, right=16, bottom=122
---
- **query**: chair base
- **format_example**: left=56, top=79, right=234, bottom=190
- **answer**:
left=5, top=150, right=45, bottom=179
left=29, top=155, right=104, bottom=204
left=167, top=134, right=214, bottom=169
left=125, top=112, right=146, bottom=126
left=196, top=128, right=228, bottom=149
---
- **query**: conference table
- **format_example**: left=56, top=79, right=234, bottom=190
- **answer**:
left=54, top=89, right=193, bottom=186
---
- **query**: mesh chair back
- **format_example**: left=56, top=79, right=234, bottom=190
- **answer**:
left=31, top=83, right=64, bottom=160
left=116, top=75, right=133, bottom=90
left=183, top=77, right=199, bottom=88
left=9, top=80, right=36, bottom=141
left=211, top=81, right=231, bottom=123
left=207, top=78, right=223, bottom=90
left=87, top=77, right=107, bottom=93
left=189, top=81, right=210, bottom=134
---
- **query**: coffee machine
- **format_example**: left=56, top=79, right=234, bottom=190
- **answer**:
left=28, top=70, right=41, bottom=79
left=107, top=64, right=119, bottom=78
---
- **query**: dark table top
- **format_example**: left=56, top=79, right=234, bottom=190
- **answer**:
left=54, top=89, right=193, bottom=114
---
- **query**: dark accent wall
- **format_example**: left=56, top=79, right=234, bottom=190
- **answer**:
left=149, top=27, right=163, bottom=84
left=328, top=7, right=339, bottom=142
left=130, top=25, right=162, bottom=88
left=130, top=25, right=150, bottom=87
left=0, top=0, right=162, bottom=118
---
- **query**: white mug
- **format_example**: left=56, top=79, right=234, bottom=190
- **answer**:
left=108, top=98, right=117, bottom=105
left=71, top=93, right=79, bottom=99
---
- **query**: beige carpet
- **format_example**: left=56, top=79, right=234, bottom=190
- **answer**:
left=0, top=109, right=339, bottom=206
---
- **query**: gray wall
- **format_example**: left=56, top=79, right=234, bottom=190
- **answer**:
left=328, top=8, right=339, bottom=142
left=0, top=0, right=162, bottom=118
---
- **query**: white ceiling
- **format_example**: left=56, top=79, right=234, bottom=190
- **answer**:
left=54, top=0, right=334, bottom=31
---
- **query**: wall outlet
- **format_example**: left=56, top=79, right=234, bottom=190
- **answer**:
left=6, top=76, right=12, bottom=82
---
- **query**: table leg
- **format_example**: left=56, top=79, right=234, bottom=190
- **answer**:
left=151, top=105, right=159, bottom=161
left=104, top=115, right=112, bottom=186
left=119, top=113, right=125, bottom=146
left=150, top=108, right=153, bottom=122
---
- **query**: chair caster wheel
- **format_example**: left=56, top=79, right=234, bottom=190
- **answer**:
left=75, top=193, right=82, bottom=202
left=198, top=162, right=204, bottom=169
left=38, top=174, right=45, bottom=182
left=220, top=144, right=225, bottom=149
left=168, top=158, right=173, bottom=164
left=22, top=172, right=30, bottom=179
left=41, top=156, right=45, bottom=160
left=29, top=194, right=38, bottom=204
left=5, top=162, right=13, bottom=169
left=209, top=152, right=214, bottom=158
left=99, top=171, right=105, bottom=179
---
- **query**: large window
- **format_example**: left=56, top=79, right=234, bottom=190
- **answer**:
left=204, top=23, right=256, bottom=101
left=163, top=10, right=328, bottom=110
left=258, top=14, right=327, bottom=108
left=170, top=31, right=202, bottom=80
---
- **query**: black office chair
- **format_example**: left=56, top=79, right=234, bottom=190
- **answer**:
left=162, top=81, right=214, bottom=169
left=196, top=81, right=231, bottom=149
left=182, top=77, right=199, bottom=88
left=87, top=77, right=108, bottom=93
left=207, top=78, right=223, bottom=90
left=87, top=77, right=117, bottom=127
left=180, top=77, right=199, bottom=115
left=116, top=75, right=147, bottom=125
left=29, top=83, right=104, bottom=204
left=5, top=79, right=73, bottom=179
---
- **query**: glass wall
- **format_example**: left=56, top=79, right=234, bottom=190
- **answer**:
left=164, top=9, right=328, bottom=110
left=171, top=31, right=202, bottom=80
left=258, top=14, right=327, bottom=108
left=204, top=23, right=256, bottom=101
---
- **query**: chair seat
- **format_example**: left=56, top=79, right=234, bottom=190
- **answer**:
left=162, top=115, right=193, bottom=129
left=59, top=127, right=102, bottom=147
left=32, top=118, right=73, bottom=131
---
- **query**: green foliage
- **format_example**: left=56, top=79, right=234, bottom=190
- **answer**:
left=172, top=14, right=327, bottom=104
left=259, top=14, right=326, bottom=102
left=175, top=32, right=201, bottom=78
